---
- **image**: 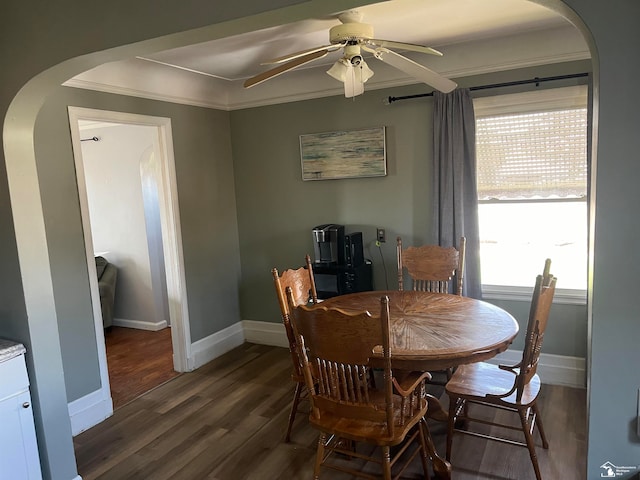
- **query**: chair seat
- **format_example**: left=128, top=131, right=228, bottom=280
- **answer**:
left=308, top=393, right=427, bottom=447
left=446, top=362, right=541, bottom=406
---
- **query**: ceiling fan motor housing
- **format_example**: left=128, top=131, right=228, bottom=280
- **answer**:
left=342, top=44, right=364, bottom=65
left=329, top=22, right=374, bottom=44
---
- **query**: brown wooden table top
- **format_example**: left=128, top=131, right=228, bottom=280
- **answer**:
left=320, top=290, right=519, bottom=372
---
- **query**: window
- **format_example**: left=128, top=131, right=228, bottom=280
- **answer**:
left=474, top=86, right=588, bottom=298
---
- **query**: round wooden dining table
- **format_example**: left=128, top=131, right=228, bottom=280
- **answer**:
left=321, top=290, right=519, bottom=372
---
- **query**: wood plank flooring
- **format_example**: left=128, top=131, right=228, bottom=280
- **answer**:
left=105, top=326, right=179, bottom=409
left=74, top=343, right=586, bottom=479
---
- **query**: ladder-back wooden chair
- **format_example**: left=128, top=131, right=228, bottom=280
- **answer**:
left=272, top=254, right=318, bottom=442
left=445, top=259, right=556, bottom=480
left=397, top=236, right=466, bottom=385
left=287, top=290, right=451, bottom=480
left=397, top=236, right=466, bottom=295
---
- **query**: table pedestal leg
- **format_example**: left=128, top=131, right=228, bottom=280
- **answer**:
left=426, top=393, right=448, bottom=422
left=420, top=418, right=452, bottom=479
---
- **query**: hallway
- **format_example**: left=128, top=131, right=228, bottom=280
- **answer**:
left=105, top=326, right=179, bottom=409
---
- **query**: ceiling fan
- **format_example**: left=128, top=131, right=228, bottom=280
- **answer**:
left=244, top=10, right=457, bottom=98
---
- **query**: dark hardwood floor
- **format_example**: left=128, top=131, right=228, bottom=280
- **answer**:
left=105, top=326, right=180, bottom=409
left=75, top=343, right=586, bottom=479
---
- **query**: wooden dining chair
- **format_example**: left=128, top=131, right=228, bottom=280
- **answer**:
left=445, top=259, right=556, bottom=480
left=397, top=236, right=466, bottom=295
left=287, top=290, right=451, bottom=480
left=397, top=235, right=466, bottom=385
left=271, top=254, right=318, bottom=442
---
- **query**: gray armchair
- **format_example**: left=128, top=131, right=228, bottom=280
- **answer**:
left=95, top=256, right=117, bottom=329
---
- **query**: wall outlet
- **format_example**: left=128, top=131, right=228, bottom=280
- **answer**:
left=376, top=228, right=386, bottom=243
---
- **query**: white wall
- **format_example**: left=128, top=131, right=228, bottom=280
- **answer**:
left=140, top=148, right=171, bottom=325
left=80, top=121, right=168, bottom=329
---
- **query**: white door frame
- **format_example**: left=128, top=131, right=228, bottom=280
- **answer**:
left=68, top=107, right=192, bottom=407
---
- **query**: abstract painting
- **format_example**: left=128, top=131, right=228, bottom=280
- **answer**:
left=300, top=127, right=386, bottom=180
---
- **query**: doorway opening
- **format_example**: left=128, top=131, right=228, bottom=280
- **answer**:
left=68, top=107, right=191, bottom=415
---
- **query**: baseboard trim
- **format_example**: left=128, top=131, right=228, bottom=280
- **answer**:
left=68, top=388, right=113, bottom=436
left=488, top=349, right=586, bottom=388
left=189, top=322, right=245, bottom=370
left=112, top=318, right=168, bottom=331
left=242, top=320, right=288, bottom=348
left=68, top=323, right=245, bottom=433
left=242, top=320, right=586, bottom=389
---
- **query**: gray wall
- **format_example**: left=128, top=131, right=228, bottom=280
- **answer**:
left=564, top=0, right=640, bottom=474
left=231, top=60, right=590, bottom=360
left=34, top=86, right=242, bottom=403
left=491, top=298, right=587, bottom=357
left=2, top=1, right=640, bottom=479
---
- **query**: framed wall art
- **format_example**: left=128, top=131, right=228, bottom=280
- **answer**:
left=299, top=126, right=386, bottom=181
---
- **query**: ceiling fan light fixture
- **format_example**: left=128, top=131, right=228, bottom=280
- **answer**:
left=358, top=59, right=374, bottom=83
left=344, top=65, right=365, bottom=98
left=327, top=57, right=374, bottom=98
left=326, top=58, right=349, bottom=82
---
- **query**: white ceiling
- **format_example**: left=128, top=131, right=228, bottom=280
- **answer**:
left=65, top=0, right=590, bottom=110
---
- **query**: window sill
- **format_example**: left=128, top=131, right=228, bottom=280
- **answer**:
left=481, top=285, right=587, bottom=305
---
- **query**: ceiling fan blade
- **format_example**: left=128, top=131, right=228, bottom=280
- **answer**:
left=244, top=49, right=328, bottom=88
left=262, top=42, right=345, bottom=64
left=374, top=48, right=456, bottom=93
left=366, top=39, right=442, bottom=56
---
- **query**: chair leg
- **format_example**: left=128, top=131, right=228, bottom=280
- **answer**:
left=532, top=402, right=549, bottom=449
left=445, top=366, right=454, bottom=380
left=313, top=433, right=326, bottom=480
left=446, top=396, right=458, bottom=461
left=284, top=382, right=304, bottom=442
left=381, top=446, right=392, bottom=480
left=416, top=422, right=431, bottom=478
left=518, top=407, right=543, bottom=480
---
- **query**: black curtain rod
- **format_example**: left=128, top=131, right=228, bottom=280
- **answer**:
left=386, top=72, right=589, bottom=104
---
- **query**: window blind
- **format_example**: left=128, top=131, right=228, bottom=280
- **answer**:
left=474, top=86, right=588, bottom=201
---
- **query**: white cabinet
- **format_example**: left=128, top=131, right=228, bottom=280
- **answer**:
left=0, top=343, right=42, bottom=480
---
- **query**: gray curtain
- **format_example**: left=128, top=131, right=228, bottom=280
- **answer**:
left=432, top=88, right=482, bottom=299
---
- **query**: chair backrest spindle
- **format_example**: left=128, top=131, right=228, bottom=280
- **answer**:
left=287, top=291, right=398, bottom=436
left=397, top=236, right=466, bottom=295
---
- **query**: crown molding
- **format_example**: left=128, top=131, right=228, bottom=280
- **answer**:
left=64, top=78, right=230, bottom=110
left=64, top=25, right=590, bottom=111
